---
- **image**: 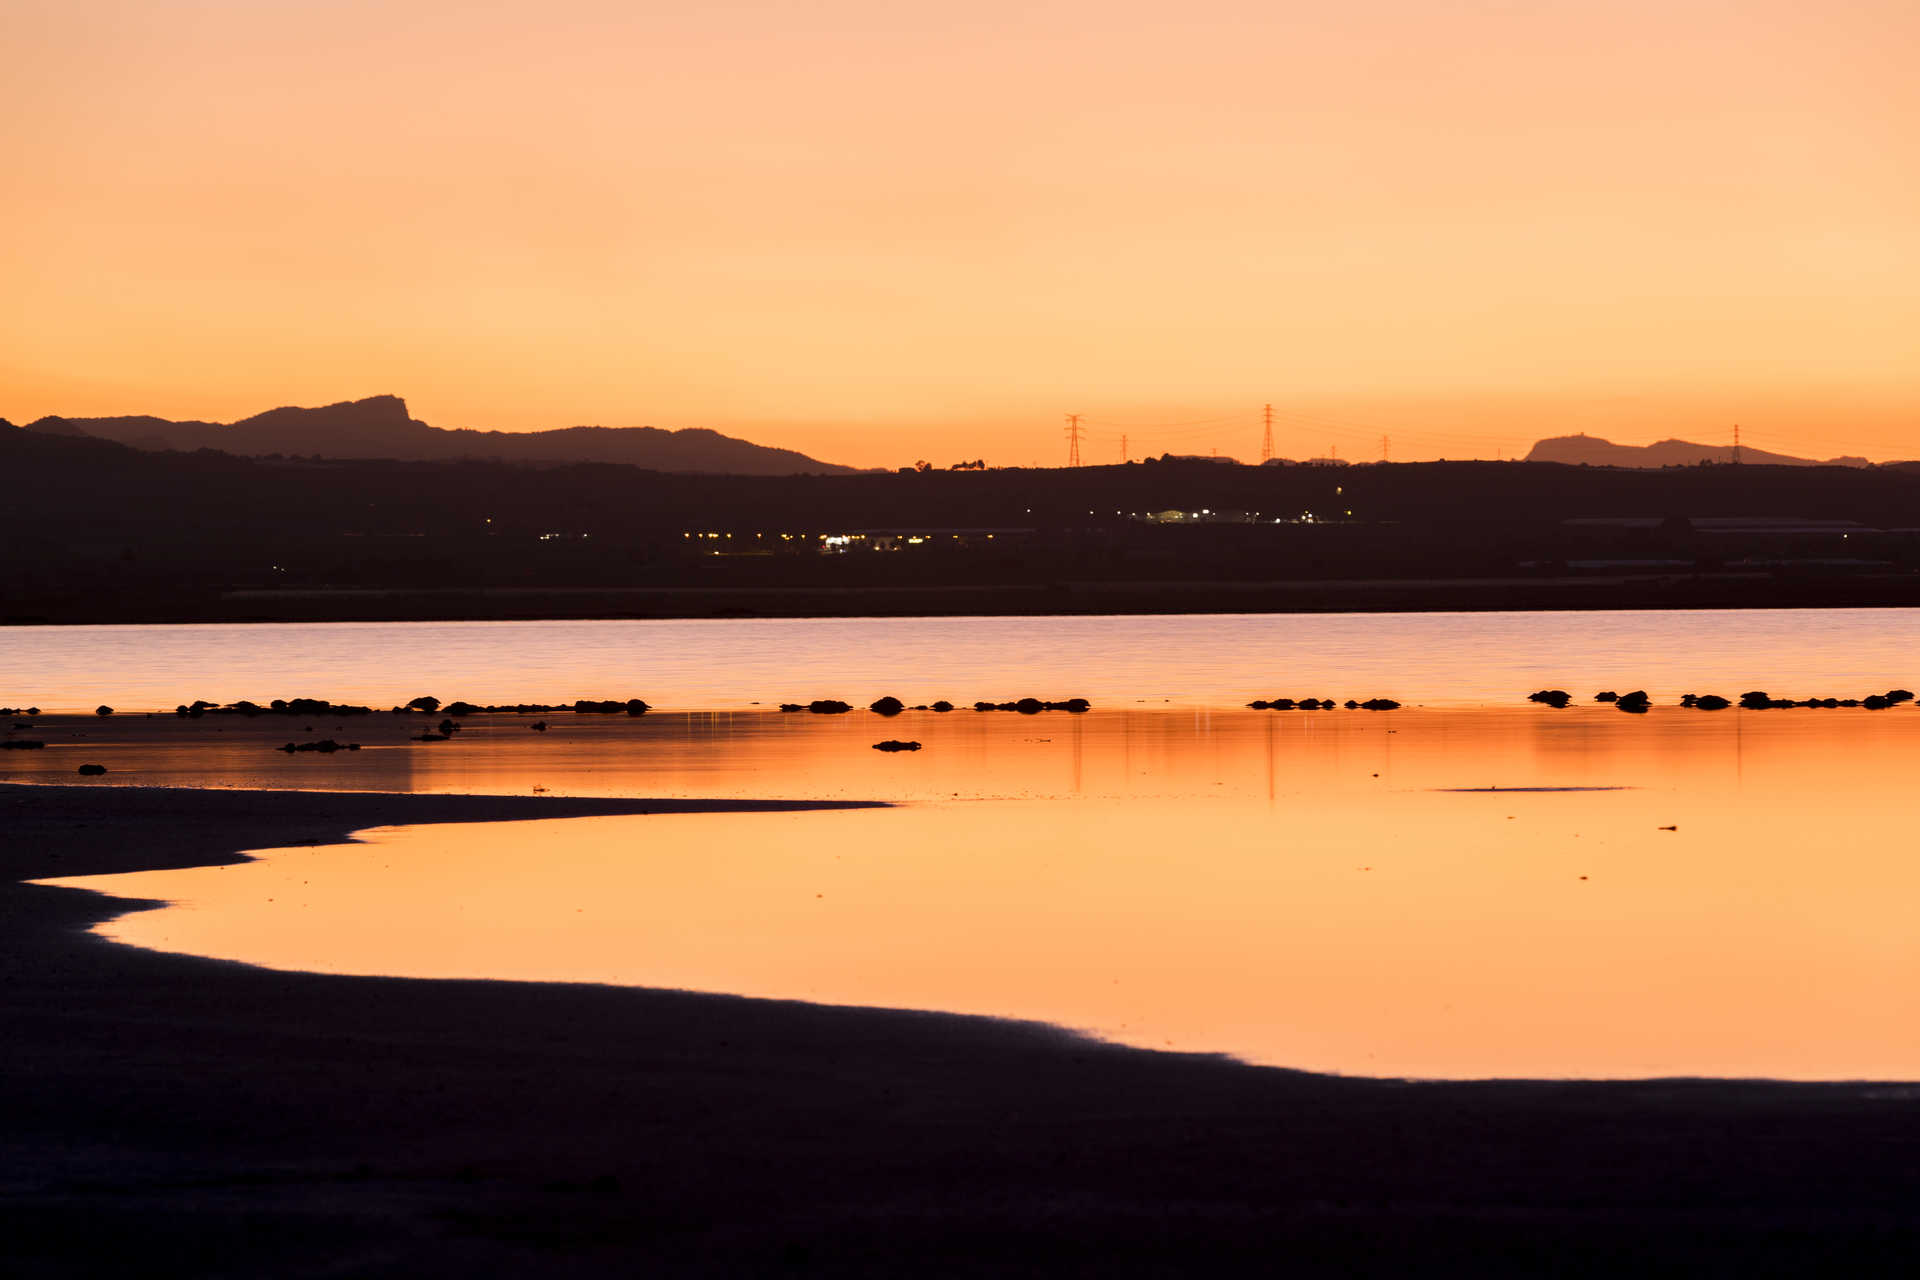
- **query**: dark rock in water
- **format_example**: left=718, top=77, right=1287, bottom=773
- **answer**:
left=444, top=701, right=481, bottom=716
left=1594, top=691, right=1618, bottom=703
left=569, top=698, right=651, bottom=715
left=1529, top=689, right=1571, bottom=708
left=411, top=731, right=450, bottom=742
left=1247, top=700, right=1269, bottom=710
left=407, top=696, right=441, bottom=714
left=872, top=739, right=922, bottom=752
left=76, top=763, right=107, bottom=775
left=870, top=696, right=904, bottom=716
left=1343, top=700, right=1359, bottom=709
left=279, top=739, right=355, bottom=754
left=1015, top=698, right=1045, bottom=714
left=808, top=700, right=852, bottom=714
left=94, top=705, right=113, bottom=717
left=1679, top=693, right=1698, bottom=707
left=1838, top=698, right=1861, bottom=707
left=778, top=703, right=804, bottom=713
left=1863, top=694, right=1892, bottom=710
left=1359, top=698, right=1401, bottom=711
left=530, top=721, right=548, bottom=732
left=1, top=739, right=46, bottom=750
left=1887, top=689, right=1914, bottom=704
left=1615, top=690, right=1651, bottom=712
left=930, top=701, right=954, bottom=712
left=1694, top=694, right=1731, bottom=710
left=1739, top=691, right=1772, bottom=709
left=438, top=719, right=459, bottom=734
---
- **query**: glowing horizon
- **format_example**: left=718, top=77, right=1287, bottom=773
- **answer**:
left=7, top=0, right=1917, bottom=470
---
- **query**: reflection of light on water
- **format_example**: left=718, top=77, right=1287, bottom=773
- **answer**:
left=37, top=707, right=1920, bottom=1080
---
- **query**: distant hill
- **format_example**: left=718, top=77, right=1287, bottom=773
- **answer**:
left=1526, top=433, right=1869, bottom=469
left=23, top=395, right=854, bottom=475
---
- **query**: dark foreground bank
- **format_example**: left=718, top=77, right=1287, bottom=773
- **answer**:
left=4, top=785, right=1917, bottom=1278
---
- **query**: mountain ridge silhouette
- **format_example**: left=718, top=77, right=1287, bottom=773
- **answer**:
left=24, top=395, right=855, bottom=475
left=1525, top=432, right=1868, bottom=469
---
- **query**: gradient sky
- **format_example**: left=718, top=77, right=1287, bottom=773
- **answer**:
left=7, top=0, right=1917, bottom=468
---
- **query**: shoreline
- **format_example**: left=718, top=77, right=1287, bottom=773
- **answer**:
left=9, top=571, right=1920, bottom=626
left=5, top=782, right=1920, bottom=1275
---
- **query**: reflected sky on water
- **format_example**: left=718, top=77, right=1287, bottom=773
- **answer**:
left=38, top=704, right=1920, bottom=1080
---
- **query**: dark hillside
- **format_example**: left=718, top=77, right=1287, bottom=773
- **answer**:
left=5, top=437, right=1920, bottom=622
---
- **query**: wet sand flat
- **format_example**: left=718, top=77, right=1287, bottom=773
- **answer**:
left=4, top=782, right=1920, bottom=1276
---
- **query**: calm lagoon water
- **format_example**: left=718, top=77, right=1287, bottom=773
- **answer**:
left=18, top=609, right=1920, bottom=1080
left=5, top=608, right=1920, bottom=712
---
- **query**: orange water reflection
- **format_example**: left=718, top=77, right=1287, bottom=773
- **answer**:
left=42, top=707, right=1920, bottom=1079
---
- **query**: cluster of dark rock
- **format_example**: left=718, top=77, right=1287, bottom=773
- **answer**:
left=175, top=698, right=375, bottom=718
left=0, top=707, right=42, bottom=717
left=407, top=697, right=649, bottom=716
left=781, top=696, right=1088, bottom=715
left=1, top=739, right=46, bottom=750
left=278, top=740, right=362, bottom=754
left=1530, top=688, right=1655, bottom=711
left=76, top=764, right=107, bottom=776
left=975, top=698, right=1091, bottom=713
left=1530, top=687, right=1914, bottom=712
left=1725, top=688, right=1913, bottom=710
left=1247, top=698, right=1401, bottom=711
left=872, top=740, right=923, bottom=752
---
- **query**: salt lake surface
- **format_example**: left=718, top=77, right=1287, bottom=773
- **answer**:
left=6, top=608, right=1920, bottom=712
left=15, top=610, right=1920, bottom=1079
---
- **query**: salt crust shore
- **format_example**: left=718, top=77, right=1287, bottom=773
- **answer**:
left=3, top=783, right=1918, bottom=1277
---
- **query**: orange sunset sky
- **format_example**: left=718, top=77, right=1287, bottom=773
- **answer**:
left=6, top=0, right=1917, bottom=470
